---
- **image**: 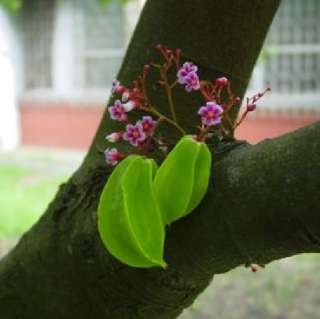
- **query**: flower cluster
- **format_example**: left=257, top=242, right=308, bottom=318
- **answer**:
left=105, top=96, right=157, bottom=163
left=103, top=45, right=269, bottom=166
left=122, top=116, right=156, bottom=147
left=177, top=62, right=200, bottom=92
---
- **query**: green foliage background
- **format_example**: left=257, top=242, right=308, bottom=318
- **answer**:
left=0, top=0, right=22, bottom=12
left=0, top=0, right=132, bottom=12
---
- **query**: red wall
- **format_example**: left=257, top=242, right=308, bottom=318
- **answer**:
left=21, top=102, right=104, bottom=149
left=20, top=102, right=319, bottom=149
left=235, top=112, right=319, bottom=144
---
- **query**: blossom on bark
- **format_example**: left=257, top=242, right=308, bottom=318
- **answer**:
left=177, top=62, right=198, bottom=84
left=184, top=72, right=200, bottom=92
left=105, top=132, right=122, bottom=143
left=122, top=90, right=130, bottom=102
left=108, top=100, right=128, bottom=122
left=177, top=62, right=200, bottom=92
left=198, top=102, right=224, bottom=126
left=123, top=123, right=146, bottom=147
left=104, top=148, right=124, bottom=166
left=215, top=76, right=228, bottom=87
left=123, top=101, right=136, bottom=112
left=111, top=80, right=125, bottom=94
left=138, top=116, right=157, bottom=135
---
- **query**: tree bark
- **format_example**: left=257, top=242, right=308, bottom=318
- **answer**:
left=3, top=1, right=316, bottom=318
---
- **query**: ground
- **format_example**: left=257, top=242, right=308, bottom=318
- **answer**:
left=0, top=147, right=319, bottom=319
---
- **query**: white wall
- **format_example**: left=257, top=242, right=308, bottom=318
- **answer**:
left=52, top=0, right=75, bottom=98
left=0, top=8, right=20, bottom=150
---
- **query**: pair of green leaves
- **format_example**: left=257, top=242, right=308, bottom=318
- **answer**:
left=98, top=136, right=212, bottom=268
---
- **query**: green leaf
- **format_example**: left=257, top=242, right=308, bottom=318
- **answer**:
left=153, top=136, right=212, bottom=224
left=186, top=142, right=212, bottom=213
left=98, top=155, right=166, bottom=268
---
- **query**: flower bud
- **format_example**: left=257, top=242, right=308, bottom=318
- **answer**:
left=215, top=76, right=228, bottom=87
left=122, top=90, right=130, bottom=103
left=104, top=148, right=124, bottom=166
left=247, top=103, right=256, bottom=112
left=105, top=132, right=121, bottom=143
left=234, top=97, right=241, bottom=104
left=123, top=101, right=136, bottom=112
left=111, top=80, right=125, bottom=94
left=143, top=64, right=150, bottom=73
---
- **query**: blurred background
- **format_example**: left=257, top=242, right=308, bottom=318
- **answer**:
left=0, top=0, right=319, bottom=318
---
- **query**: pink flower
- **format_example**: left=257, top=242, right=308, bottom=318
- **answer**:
left=177, top=62, right=198, bottom=84
left=138, top=116, right=156, bottom=135
left=111, top=80, right=124, bottom=94
left=123, top=123, right=146, bottom=147
left=104, top=148, right=124, bottom=166
left=105, top=132, right=122, bottom=143
left=184, top=72, right=200, bottom=92
left=123, top=101, right=136, bottom=112
left=198, top=102, right=224, bottom=126
left=108, top=100, right=128, bottom=122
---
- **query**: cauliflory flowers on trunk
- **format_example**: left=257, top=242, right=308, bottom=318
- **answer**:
left=98, top=45, right=270, bottom=269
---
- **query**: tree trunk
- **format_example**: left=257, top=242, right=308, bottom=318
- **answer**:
left=4, top=1, right=318, bottom=318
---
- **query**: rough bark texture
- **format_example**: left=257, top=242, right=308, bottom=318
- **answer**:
left=1, top=122, right=319, bottom=318
left=4, top=1, right=317, bottom=318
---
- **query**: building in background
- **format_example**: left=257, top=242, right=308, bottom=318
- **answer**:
left=0, top=0, right=319, bottom=149
left=239, top=0, right=320, bottom=142
left=0, top=7, right=20, bottom=150
left=19, top=0, right=142, bottom=148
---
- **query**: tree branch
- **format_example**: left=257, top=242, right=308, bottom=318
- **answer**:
left=1, top=122, right=319, bottom=318
left=165, top=122, right=320, bottom=278
left=0, top=0, right=286, bottom=318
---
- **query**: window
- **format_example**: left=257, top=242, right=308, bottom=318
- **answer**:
left=22, top=0, right=55, bottom=90
left=74, top=0, right=130, bottom=90
left=249, top=0, right=320, bottom=109
left=21, top=0, right=141, bottom=101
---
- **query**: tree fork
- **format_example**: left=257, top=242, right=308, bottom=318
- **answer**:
left=0, top=1, right=297, bottom=318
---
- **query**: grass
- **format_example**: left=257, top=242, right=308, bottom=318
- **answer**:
left=0, top=164, right=67, bottom=238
